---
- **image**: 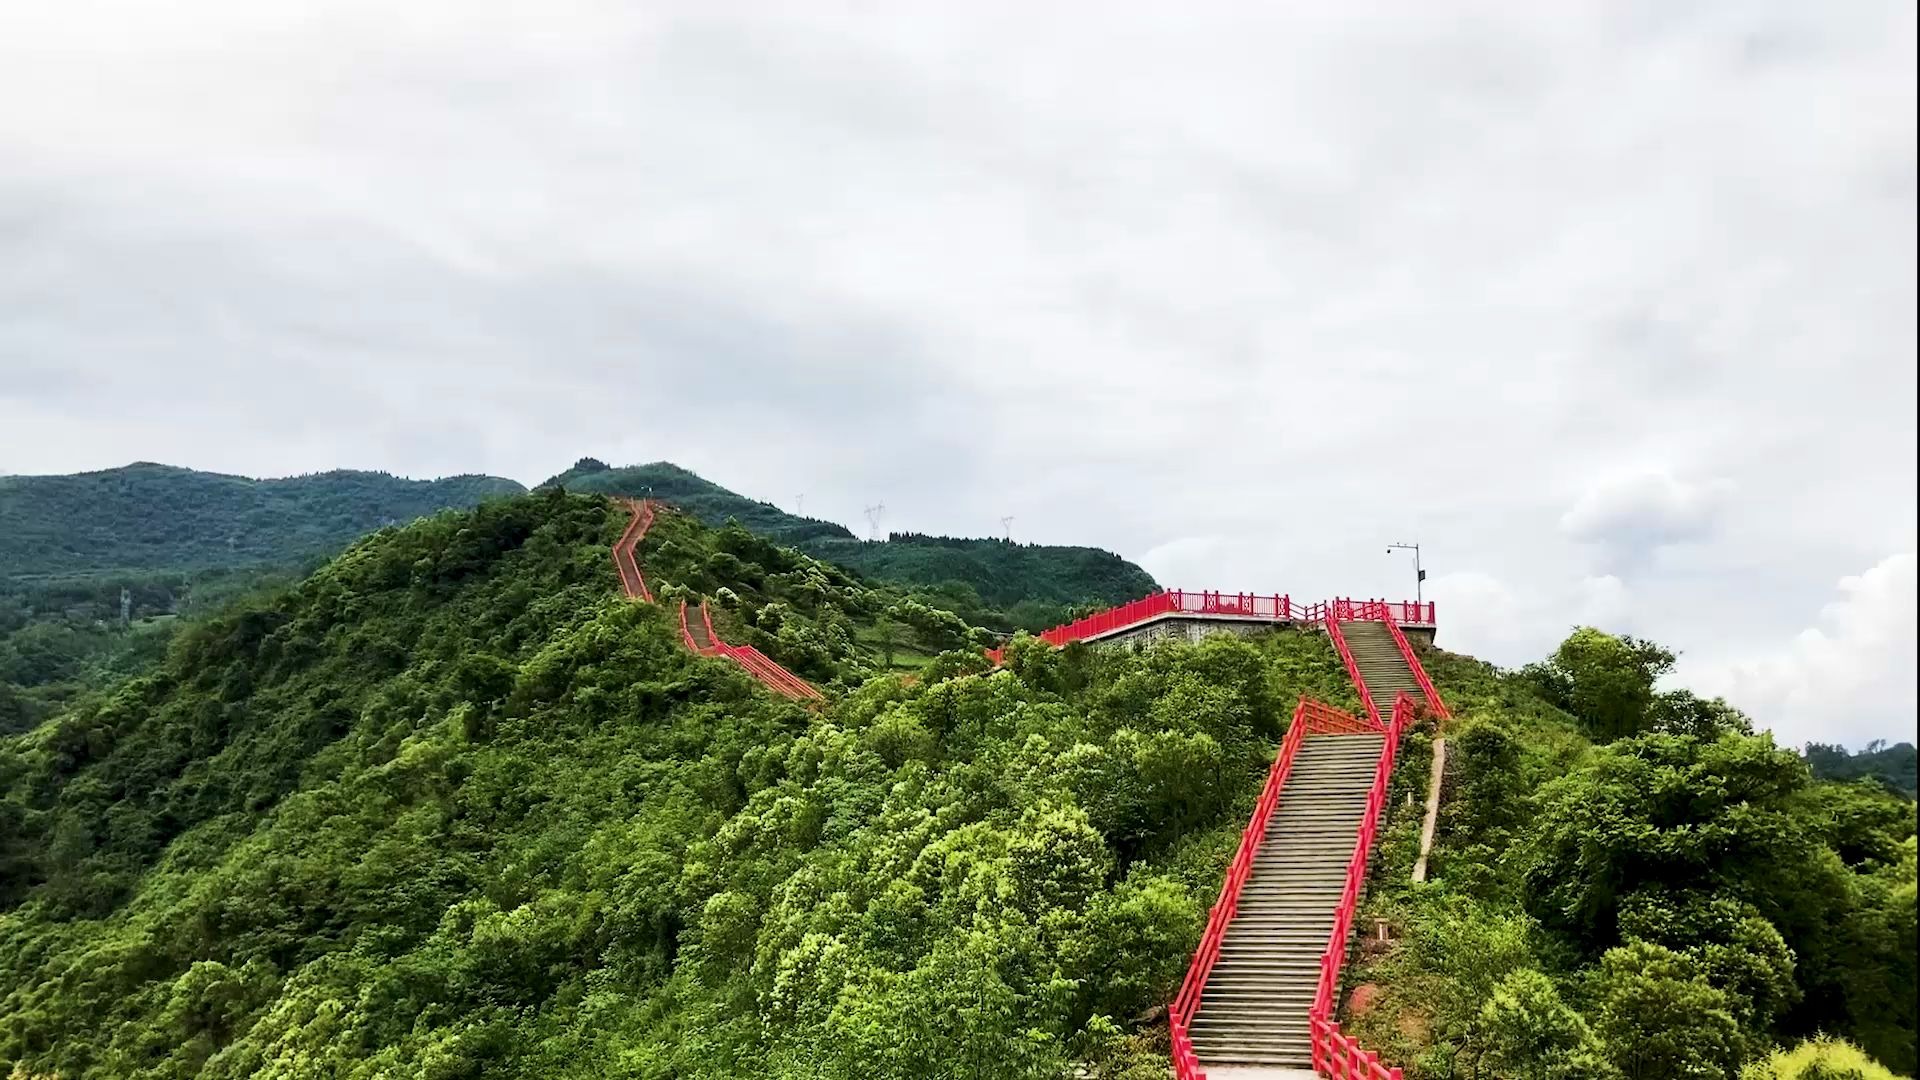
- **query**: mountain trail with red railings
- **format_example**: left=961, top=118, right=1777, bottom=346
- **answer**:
left=611, top=498, right=822, bottom=702
left=1163, top=602, right=1449, bottom=1080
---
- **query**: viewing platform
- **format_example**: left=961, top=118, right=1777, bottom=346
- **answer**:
left=997, top=591, right=1436, bottom=658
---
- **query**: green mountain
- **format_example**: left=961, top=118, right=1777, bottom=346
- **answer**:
left=545, top=460, right=1158, bottom=628
left=0, top=489, right=1354, bottom=1078
left=0, top=493, right=1911, bottom=1078
left=0, top=462, right=526, bottom=580
left=1806, top=740, right=1918, bottom=797
left=0, top=464, right=528, bottom=735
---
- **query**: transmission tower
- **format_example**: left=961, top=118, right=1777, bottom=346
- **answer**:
left=795, top=494, right=805, bottom=516
left=864, top=502, right=886, bottom=541
left=1000, top=516, right=1014, bottom=541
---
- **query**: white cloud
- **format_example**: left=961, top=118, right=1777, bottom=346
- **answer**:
left=1424, top=569, right=1634, bottom=671
left=1685, top=552, right=1918, bottom=748
left=1561, top=469, right=1728, bottom=571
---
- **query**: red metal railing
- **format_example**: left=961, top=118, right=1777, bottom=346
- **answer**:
left=987, top=590, right=1436, bottom=664
left=612, top=498, right=656, bottom=602
left=1380, top=606, right=1449, bottom=721
left=1308, top=691, right=1414, bottom=1079
left=1332, top=597, right=1437, bottom=627
left=1323, top=615, right=1381, bottom=729
left=1036, top=591, right=1322, bottom=651
left=678, top=599, right=823, bottom=701
left=1170, top=698, right=1374, bottom=1080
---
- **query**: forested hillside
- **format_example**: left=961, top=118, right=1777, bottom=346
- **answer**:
left=546, top=460, right=1158, bottom=629
left=1806, top=740, right=1918, bottom=797
left=2, top=490, right=1911, bottom=1079
left=0, top=464, right=525, bottom=737
left=0, top=463, right=525, bottom=578
left=1341, top=631, right=1918, bottom=1078
left=0, top=490, right=1357, bottom=1079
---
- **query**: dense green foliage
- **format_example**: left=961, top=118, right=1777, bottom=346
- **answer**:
left=1806, top=741, right=1918, bottom=798
left=0, top=491, right=1360, bottom=1079
left=0, top=462, right=525, bottom=578
left=1344, top=634, right=1917, bottom=1079
left=547, top=461, right=1158, bottom=629
left=0, top=569, right=291, bottom=737
left=1519, top=627, right=1755, bottom=744
left=1742, top=1037, right=1908, bottom=1080
left=0, top=463, right=521, bottom=738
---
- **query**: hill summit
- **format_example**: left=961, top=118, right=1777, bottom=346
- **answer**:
left=545, top=460, right=1158, bottom=629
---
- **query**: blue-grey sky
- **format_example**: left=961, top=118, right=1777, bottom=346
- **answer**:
left=1, top=2, right=1914, bottom=748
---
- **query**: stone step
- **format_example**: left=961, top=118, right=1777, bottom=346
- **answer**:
left=1199, top=989, right=1319, bottom=1002
left=1189, top=1042, right=1311, bottom=1063
left=1218, top=926, right=1335, bottom=939
left=1195, top=1012, right=1316, bottom=1026
left=1190, top=1006, right=1313, bottom=1022
left=1212, top=952, right=1324, bottom=966
left=1196, top=995, right=1315, bottom=1010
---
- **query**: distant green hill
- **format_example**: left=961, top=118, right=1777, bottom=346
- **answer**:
left=543, top=460, right=1158, bottom=625
left=1807, top=740, right=1918, bottom=797
left=1, top=462, right=526, bottom=580
left=0, top=463, right=526, bottom=734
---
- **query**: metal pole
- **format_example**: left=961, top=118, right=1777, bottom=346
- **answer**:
left=1387, top=542, right=1422, bottom=605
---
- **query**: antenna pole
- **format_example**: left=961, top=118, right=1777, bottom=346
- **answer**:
left=1386, top=542, right=1423, bottom=605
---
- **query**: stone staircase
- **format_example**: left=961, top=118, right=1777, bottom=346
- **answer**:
left=685, top=602, right=715, bottom=651
left=1188, top=732, right=1386, bottom=1069
left=1341, top=620, right=1425, bottom=717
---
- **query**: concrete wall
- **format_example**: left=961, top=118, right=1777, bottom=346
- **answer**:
left=1097, top=617, right=1276, bottom=649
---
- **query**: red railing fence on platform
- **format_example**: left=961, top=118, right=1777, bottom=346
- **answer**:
left=989, top=589, right=1434, bottom=667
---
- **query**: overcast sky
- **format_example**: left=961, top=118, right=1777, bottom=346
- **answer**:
left=2, top=2, right=1913, bottom=748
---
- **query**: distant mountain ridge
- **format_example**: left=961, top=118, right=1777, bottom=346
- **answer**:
left=543, top=459, right=1159, bottom=620
left=0, top=462, right=525, bottom=580
left=0, top=457, right=1154, bottom=635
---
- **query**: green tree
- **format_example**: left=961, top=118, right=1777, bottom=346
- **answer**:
left=1477, top=968, right=1615, bottom=1080
left=1588, top=941, right=1741, bottom=1079
left=1522, top=628, right=1675, bottom=742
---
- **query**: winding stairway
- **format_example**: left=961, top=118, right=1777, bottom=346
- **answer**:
left=612, top=498, right=821, bottom=702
